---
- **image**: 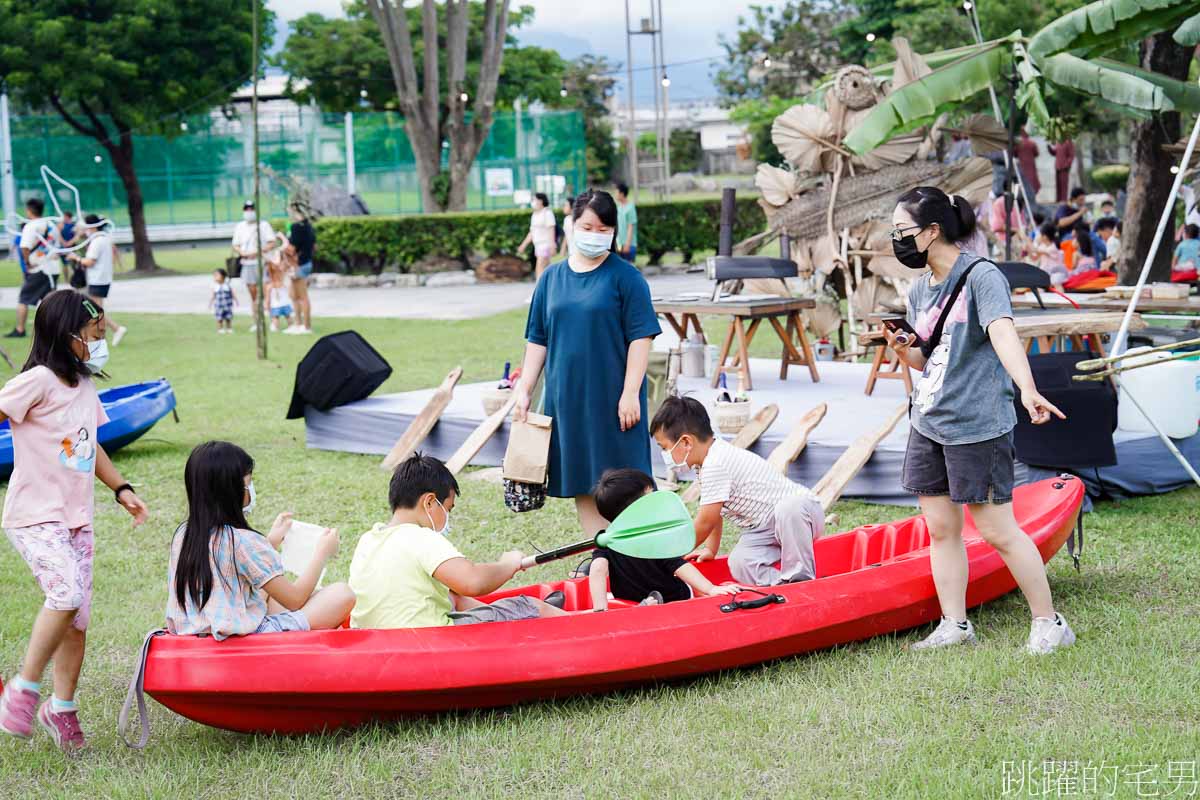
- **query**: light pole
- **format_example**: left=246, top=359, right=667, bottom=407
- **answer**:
left=252, top=0, right=266, bottom=359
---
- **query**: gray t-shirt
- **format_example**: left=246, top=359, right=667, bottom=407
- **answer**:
left=905, top=254, right=1016, bottom=445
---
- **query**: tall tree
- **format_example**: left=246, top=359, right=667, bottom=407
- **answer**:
left=0, top=0, right=271, bottom=272
left=715, top=2, right=848, bottom=105
left=365, top=0, right=511, bottom=212
left=1120, top=32, right=1194, bottom=284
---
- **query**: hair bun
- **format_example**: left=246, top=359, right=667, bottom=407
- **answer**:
left=950, top=195, right=977, bottom=240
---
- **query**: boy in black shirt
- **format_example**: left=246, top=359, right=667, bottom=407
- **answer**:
left=589, top=469, right=742, bottom=611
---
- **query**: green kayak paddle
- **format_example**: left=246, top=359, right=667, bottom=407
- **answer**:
left=519, top=490, right=696, bottom=569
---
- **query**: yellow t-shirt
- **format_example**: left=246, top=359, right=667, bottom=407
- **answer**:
left=348, top=522, right=464, bottom=629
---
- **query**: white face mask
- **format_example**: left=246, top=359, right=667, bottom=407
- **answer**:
left=243, top=480, right=256, bottom=515
left=572, top=229, right=614, bottom=259
left=426, top=498, right=451, bottom=536
left=84, top=339, right=109, bottom=374
left=661, top=437, right=690, bottom=469
left=243, top=210, right=256, bottom=222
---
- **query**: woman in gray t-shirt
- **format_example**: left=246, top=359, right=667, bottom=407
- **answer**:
left=882, top=186, right=1075, bottom=656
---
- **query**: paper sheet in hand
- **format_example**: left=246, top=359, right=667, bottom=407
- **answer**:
left=281, top=521, right=327, bottom=586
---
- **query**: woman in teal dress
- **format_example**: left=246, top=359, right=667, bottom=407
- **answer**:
left=514, top=190, right=661, bottom=535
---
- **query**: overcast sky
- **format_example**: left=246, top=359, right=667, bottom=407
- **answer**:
left=266, top=0, right=752, bottom=104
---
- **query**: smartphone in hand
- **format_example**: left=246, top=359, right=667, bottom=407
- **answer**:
left=881, top=316, right=922, bottom=348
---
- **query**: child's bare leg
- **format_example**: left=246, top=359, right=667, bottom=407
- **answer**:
left=588, top=557, right=610, bottom=611
left=19, top=608, right=76, bottom=684
left=51, top=628, right=85, bottom=702
left=298, top=583, right=356, bottom=630
left=575, top=495, right=607, bottom=537
left=532, top=598, right=567, bottom=618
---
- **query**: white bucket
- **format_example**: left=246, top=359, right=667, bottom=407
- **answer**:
left=681, top=340, right=706, bottom=377
left=1116, top=348, right=1200, bottom=439
left=704, top=344, right=720, bottom=378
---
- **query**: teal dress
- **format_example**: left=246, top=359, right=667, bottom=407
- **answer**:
left=525, top=254, right=662, bottom=497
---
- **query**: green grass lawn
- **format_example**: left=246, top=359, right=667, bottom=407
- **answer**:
left=0, top=310, right=1197, bottom=799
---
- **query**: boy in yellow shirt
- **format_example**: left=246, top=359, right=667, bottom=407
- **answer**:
left=349, top=454, right=567, bottom=628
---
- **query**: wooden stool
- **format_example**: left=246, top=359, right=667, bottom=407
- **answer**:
left=864, top=336, right=913, bottom=396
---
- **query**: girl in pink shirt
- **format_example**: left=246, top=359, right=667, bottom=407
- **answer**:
left=0, top=291, right=148, bottom=754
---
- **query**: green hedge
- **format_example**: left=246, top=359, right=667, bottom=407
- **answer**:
left=312, top=197, right=766, bottom=273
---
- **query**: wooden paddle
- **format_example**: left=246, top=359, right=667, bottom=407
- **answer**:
left=813, top=403, right=906, bottom=510
left=379, top=367, right=463, bottom=471
left=680, top=404, right=779, bottom=503
left=445, top=393, right=517, bottom=475
left=766, top=403, right=827, bottom=474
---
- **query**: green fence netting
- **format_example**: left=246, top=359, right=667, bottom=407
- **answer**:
left=10, top=108, right=586, bottom=227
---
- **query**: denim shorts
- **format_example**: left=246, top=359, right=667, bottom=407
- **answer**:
left=902, top=427, right=1015, bottom=505
left=295, top=261, right=313, bottom=279
left=253, top=609, right=310, bottom=634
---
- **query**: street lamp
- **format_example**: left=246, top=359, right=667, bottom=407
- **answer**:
left=963, top=1, right=974, bottom=9
left=763, top=56, right=772, bottom=68
left=460, top=91, right=469, bottom=102
left=360, top=88, right=368, bottom=99
left=559, top=84, right=568, bottom=98
left=866, top=32, right=877, bottom=42
left=180, top=121, right=188, bottom=131
left=661, top=72, right=670, bottom=88
left=93, top=154, right=102, bottom=163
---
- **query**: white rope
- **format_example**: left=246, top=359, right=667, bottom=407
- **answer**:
left=4, top=164, right=115, bottom=262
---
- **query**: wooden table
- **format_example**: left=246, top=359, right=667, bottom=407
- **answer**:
left=1011, top=292, right=1200, bottom=316
left=858, top=309, right=1146, bottom=393
left=654, top=296, right=820, bottom=390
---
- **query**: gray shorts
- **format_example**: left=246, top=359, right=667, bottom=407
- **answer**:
left=902, top=427, right=1015, bottom=505
left=728, top=493, right=825, bottom=587
left=241, top=261, right=260, bottom=285
left=449, top=595, right=541, bottom=626
left=253, top=609, right=310, bottom=634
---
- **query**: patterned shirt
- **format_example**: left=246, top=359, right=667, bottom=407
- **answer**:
left=698, top=438, right=813, bottom=531
left=166, top=525, right=284, bottom=640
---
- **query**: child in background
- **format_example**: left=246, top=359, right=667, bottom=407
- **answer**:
left=1172, top=223, right=1200, bottom=280
left=210, top=269, right=236, bottom=334
left=1069, top=220, right=1098, bottom=274
left=349, top=454, right=568, bottom=629
left=587, top=468, right=742, bottom=611
left=1034, top=223, right=1067, bottom=287
left=649, top=396, right=825, bottom=587
left=267, top=267, right=293, bottom=332
left=0, top=291, right=148, bottom=754
left=166, top=441, right=355, bottom=640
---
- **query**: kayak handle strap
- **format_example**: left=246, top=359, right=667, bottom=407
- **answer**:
left=520, top=538, right=597, bottom=570
left=118, top=628, right=166, bottom=749
left=720, top=588, right=786, bottom=613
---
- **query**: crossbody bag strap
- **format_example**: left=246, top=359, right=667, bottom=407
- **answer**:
left=919, top=257, right=990, bottom=359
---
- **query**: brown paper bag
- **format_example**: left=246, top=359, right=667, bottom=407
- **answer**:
left=502, top=413, right=552, bottom=484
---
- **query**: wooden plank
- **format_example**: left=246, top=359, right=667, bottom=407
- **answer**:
left=379, top=367, right=463, bottom=471
left=860, top=310, right=1147, bottom=346
left=813, top=403, right=907, bottom=511
left=652, top=297, right=816, bottom=317
left=680, top=404, right=779, bottom=503
left=444, top=394, right=518, bottom=475
left=766, top=403, right=827, bottom=474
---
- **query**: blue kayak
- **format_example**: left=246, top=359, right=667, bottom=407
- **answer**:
left=0, top=379, right=176, bottom=480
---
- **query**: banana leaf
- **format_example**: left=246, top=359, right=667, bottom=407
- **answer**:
left=1175, top=12, right=1200, bottom=44
left=1092, top=56, right=1200, bottom=111
left=804, top=40, right=1004, bottom=106
left=1028, top=0, right=1197, bottom=62
left=843, top=43, right=1008, bottom=155
left=1039, top=52, right=1175, bottom=113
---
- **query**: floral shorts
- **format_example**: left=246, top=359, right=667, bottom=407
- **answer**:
left=4, top=523, right=94, bottom=631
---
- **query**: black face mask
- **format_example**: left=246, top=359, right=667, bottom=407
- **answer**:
left=892, top=231, right=929, bottom=269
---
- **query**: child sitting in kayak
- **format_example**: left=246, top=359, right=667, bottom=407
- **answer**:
left=166, top=441, right=356, bottom=640
left=349, top=453, right=568, bottom=628
left=588, top=468, right=743, bottom=611
left=650, top=396, right=825, bottom=586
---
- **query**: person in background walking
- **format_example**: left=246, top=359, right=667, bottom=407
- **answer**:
left=517, top=193, right=557, bottom=280
left=285, top=204, right=315, bottom=334
left=615, top=183, right=638, bottom=264
left=66, top=215, right=127, bottom=346
left=57, top=211, right=81, bottom=285
left=1015, top=129, right=1041, bottom=200
left=1048, top=138, right=1075, bottom=204
left=8, top=198, right=60, bottom=339
left=231, top=200, right=279, bottom=330
left=557, top=196, right=574, bottom=260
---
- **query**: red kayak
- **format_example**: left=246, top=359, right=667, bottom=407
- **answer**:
left=140, top=477, right=1083, bottom=735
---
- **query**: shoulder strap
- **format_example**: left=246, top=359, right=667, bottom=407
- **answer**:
left=920, top=258, right=989, bottom=359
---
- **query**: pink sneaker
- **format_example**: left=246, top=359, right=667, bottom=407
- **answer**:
left=0, top=681, right=39, bottom=739
left=37, top=703, right=87, bottom=754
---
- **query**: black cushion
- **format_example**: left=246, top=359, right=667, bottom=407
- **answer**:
left=705, top=256, right=798, bottom=282
left=286, top=331, right=392, bottom=419
left=1013, top=351, right=1117, bottom=470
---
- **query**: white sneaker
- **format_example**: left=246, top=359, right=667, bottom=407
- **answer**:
left=1026, top=612, right=1075, bottom=655
left=910, top=616, right=977, bottom=650
left=112, top=326, right=128, bottom=347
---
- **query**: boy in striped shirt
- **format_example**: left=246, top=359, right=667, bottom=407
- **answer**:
left=650, top=396, right=824, bottom=586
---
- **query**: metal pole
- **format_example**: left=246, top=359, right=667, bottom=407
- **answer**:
left=344, top=111, right=357, bottom=196
left=252, top=0, right=266, bottom=359
left=1004, top=74, right=1016, bottom=262
left=0, top=89, right=17, bottom=246
left=658, top=0, right=670, bottom=200
left=624, top=0, right=638, bottom=197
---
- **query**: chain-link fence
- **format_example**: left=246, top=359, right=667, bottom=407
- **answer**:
left=10, top=108, right=586, bottom=227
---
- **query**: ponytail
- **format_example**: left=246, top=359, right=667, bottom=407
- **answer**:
left=897, top=186, right=977, bottom=244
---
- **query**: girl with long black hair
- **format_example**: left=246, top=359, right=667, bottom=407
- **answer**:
left=0, top=290, right=148, bottom=753
left=166, top=441, right=354, bottom=641
left=884, top=187, right=1075, bottom=655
